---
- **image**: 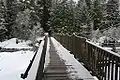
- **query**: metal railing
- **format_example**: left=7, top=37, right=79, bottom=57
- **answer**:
left=21, top=40, right=42, bottom=79
left=21, top=35, right=48, bottom=80
left=35, top=35, right=48, bottom=80
left=54, top=35, right=120, bottom=80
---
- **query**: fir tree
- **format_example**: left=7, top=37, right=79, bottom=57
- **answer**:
left=51, top=0, right=76, bottom=35
left=105, top=0, right=120, bottom=28
left=0, top=1, right=7, bottom=40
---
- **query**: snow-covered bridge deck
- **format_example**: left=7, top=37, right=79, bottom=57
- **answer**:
left=54, top=35, right=120, bottom=80
left=42, top=37, right=94, bottom=80
left=25, top=36, right=95, bottom=80
left=22, top=36, right=97, bottom=80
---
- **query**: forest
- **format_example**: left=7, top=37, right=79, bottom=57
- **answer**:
left=0, top=0, right=120, bottom=80
left=0, top=0, right=119, bottom=42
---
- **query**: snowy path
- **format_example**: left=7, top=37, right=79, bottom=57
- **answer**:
left=44, top=38, right=71, bottom=80
left=43, top=37, right=95, bottom=80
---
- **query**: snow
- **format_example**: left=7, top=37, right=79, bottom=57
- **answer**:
left=25, top=36, right=50, bottom=80
left=51, top=37, right=95, bottom=80
left=36, top=36, right=45, bottom=42
left=0, top=38, right=32, bottom=49
left=0, top=37, right=99, bottom=80
left=25, top=40, right=44, bottom=80
left=0, top=38, right=38, bottom=80
left=0, top=51, right=34, bottom=80
left=93, top=76, right=99, bottom=80
left=44, top=37, right=50, bottom=69
left=98, top=36, right=107, bottom=44
left=26, top=37, right=50, bottom=80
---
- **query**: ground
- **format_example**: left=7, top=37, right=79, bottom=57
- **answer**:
left=0, top=38, right=36, bottom=80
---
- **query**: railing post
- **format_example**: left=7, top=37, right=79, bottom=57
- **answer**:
left=115, top=57, right=119, bottom=80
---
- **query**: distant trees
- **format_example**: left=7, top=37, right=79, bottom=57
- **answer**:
left=51, top=0, right=120, bottom=38
left=0, top=0, right=119, bottom=40
left=20, top=0, right=52, bottom=32
left=5, top=0, right=18, bottom=38
left=80, top=0, right=106, bottom=30
left=12, top=0, right=47, bottom=40
left=0, top=1, right=7, bottom=40
left=12, top=9, right=31, bottom=40
left=105, top=0, right=120, bottom=28
left=51, top=0, right=76, bottom=35
left=0, top=0, right=51, bottom=40
left=51, top=0, right=104, bottom=36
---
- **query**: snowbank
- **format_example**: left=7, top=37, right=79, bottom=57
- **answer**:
left=0, top=38, right=32, bottom=49
left=0, top=38, right=39, bottom=80
left=0, top=51, right=34, bottom=80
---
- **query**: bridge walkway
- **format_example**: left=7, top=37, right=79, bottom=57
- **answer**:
left=43, top=37, right=94, bottom=80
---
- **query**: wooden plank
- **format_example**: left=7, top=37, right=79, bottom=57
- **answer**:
left=44, top=38, right=94, bottom=80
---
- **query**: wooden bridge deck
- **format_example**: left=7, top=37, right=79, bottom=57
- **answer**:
left=22, top=36, right=120, bottom=80
left=43, top=40, right=71, bottom=80
left=43, top=38, right=94, bottom=80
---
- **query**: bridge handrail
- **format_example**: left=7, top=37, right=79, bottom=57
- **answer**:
left=20, top=35, right=48, bottom=80
left=86, top=40, right=120, bottom=57
left=86, top=40, right=120, bottom=80
left=54, top=35, right=120, bottom=80
left=35, top=35, right=48, bottom=80
left=21, top=40, right=42, bottom=79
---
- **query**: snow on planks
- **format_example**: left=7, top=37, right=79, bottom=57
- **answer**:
left=43, top=37, right=94, bottom=80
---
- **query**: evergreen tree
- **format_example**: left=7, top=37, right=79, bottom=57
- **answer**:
left=92, top=0, right=104, bottom=30
left=105, top=0, right=120, bottom=28
left=84, top=0, right=105, bottom=30
left=19, top=0, right=52, bottom=33
left=75, top=0, right=91, bottom=33
left=40, top=0, right=51, bottom=32
left=0, top=1, right=7, bottom=40
left=5, top=0, right=16, bottom=38
left=51, top=0, right=76, bottom=35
